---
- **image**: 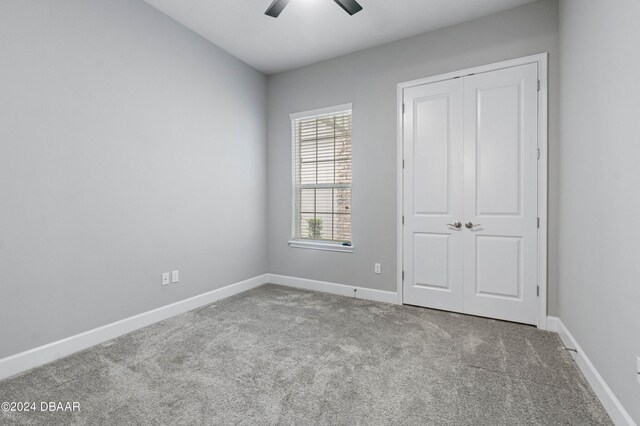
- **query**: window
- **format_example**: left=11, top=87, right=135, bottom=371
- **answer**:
left=289, top=104, right=353, bottom=252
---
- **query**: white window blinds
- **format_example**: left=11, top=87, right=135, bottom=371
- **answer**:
left=291, top=105, right=352, bottom=243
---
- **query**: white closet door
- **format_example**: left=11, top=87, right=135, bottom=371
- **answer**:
left=462, top=63, right=539, bottom=325
left=402, top=62, right=540, bottom=326
left=402, top=79, right=464, bottom=312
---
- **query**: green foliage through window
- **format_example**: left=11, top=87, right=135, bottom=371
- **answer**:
left=307, top=218, right=323, bottom=239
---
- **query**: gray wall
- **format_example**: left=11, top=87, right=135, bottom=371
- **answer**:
left=558, top=0, right=640, bottom=422
left=0, top=0, right=267, bottom=358
left=267, top=0, right=560, bottom=309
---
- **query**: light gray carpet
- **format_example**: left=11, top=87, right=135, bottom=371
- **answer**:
left=1, top=284, right=610, bottom=425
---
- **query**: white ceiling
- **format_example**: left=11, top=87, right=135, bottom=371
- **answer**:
left=144, top=0, right=537, bottom=74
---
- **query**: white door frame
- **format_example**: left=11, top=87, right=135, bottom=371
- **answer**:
left=396, top=53, right=549, bottom=330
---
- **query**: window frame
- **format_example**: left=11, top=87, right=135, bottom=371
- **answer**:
left=288, top=103, right=354, bottom=253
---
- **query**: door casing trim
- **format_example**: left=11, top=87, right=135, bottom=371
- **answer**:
left=396, top=53, right=549, bottom=329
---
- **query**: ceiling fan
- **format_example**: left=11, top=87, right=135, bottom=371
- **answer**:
left=265, top=0, right=363, bottom=18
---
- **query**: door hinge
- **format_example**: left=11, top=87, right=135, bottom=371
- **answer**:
left=537, top=217, right=540, bottom=228
left=402, top=215, right=405, bottom=225
left=537, top=80, right=541, bottom=91
left=537, top=148, right=540, bottom=159
left=402, top=270, right=405, bottom=281
left=402, top=159, right=405, bottom=169
left=402, top=103, right=405, bottom=114
left=537, top=285, right=540, bottom=297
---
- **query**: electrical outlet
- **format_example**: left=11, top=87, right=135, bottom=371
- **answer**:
left=171, top=270, right=179, bottom=284
left=161, top=272, right=170, bottom=286
left=636, top=357, right=640, bottom=384
left=374, top=263, right=381, bottom=274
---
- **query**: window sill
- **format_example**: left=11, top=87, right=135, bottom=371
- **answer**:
left=288, top=240, right=355, bottom=253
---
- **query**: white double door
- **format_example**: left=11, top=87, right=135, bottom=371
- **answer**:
left=402, top=63, right=539, bottom=325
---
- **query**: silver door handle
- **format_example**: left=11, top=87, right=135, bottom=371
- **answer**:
left=465, top=222, right=481, bottom=229
left=447, top=222, right=462, bottom=229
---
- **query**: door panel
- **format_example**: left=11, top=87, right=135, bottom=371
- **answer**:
left=463, top=63, right=538, bottom=325
left=414, top=97, right=451, bottom=215
left=475, top=236, right=521, bottom=299
left=403, top=79, right=464, bottom=312
left=476, top=84, right=521, bottom=216
left=413, top=233, right=450, bottom=290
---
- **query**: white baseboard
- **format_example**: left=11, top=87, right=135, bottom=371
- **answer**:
left=0, top=274, right=269, bottom=381
left=267, top=274, right=399, bottom=305
left=547, top=316, right=636, bottom=426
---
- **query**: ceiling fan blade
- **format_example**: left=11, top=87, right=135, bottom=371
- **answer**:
left=265, top=0, right=291, bottom=18
left=333, top=0, right=363, bottom=15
